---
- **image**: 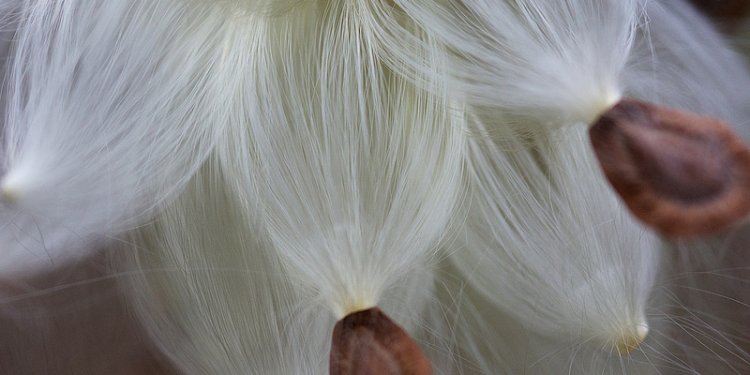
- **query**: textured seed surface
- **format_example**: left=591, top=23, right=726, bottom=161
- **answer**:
left=330, top=307, right=432, bottom=375
left=589, top=99, right=750, bottom=238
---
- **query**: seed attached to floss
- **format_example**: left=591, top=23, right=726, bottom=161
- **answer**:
left=613, top=323, right=650, bottom=356
left=330, top=307, right=432, bottom=375
left=589, top=99, right=750, bottom=238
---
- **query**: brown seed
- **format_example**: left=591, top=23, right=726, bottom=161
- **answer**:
left=589, top=99, right=750, bottom=238
left=329, top=307, right=432, bottom=375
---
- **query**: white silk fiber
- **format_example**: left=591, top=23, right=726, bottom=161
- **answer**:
left=121, top=1, right=463, bottom=373
left=126, top=158, right=332, bottom=375
left=437, top=1, right=750, bottom=373
left=622, top=2, right=750, bottom=374
left=232, top=0, right=465, bottom=319
left=0, top=0, right=230, bottom=274
left=454, top=119, right=661, bottom=352
left=624, top=1, right=750, bottom=139
left=30, top=0, right=750, bottom=374
left=394, top=0, right=642, bottom=129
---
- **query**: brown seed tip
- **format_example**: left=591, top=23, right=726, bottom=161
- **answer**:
left=329, top=307, right=432, bottom=375
left=589, top=99, right=750, bottom=238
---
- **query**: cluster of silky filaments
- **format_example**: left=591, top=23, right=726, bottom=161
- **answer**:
left=94, top=0, right=750, bottom=373
left=626, top=3, right=750, bottom=374
left=122, top=0, right=465, bottom=373
left=378, top=0, right=659, bottom=373
left=388, top=0, right=750, bottom=373
left=4, top=0, right=750, bottom=374
left=0, top=0, right=229, bottom=276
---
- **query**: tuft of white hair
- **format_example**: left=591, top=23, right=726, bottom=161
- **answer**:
left=0, top=0, right=231, bottom=273
left=393, top=0, right=644, bottom=129
left=435, top=1, right=750, bottom=373
left=9, top=0, right=746, bottom=374
left=452, top=117, right=661, bottom=356
left=124, top=157, right=333, bottom=374
left=626, top=2, right=750, bottom=374
left=624, top=1, right=750, bottom=139
left=120, top=0, right=465, bottom=372
left=233, top=0, right=465, bottom=320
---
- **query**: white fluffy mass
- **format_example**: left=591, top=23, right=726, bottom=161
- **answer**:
left=1, top=0, right=750, bottom=374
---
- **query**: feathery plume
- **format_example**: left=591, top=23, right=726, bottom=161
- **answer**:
left=124, top=0, right=464, bottom=373
left=0, top=0, right=230, bottom=273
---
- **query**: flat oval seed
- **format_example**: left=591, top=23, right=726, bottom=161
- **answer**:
left=330, top=307, right=432, bottom=375
left=589, top=99, right=750, bottom=238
